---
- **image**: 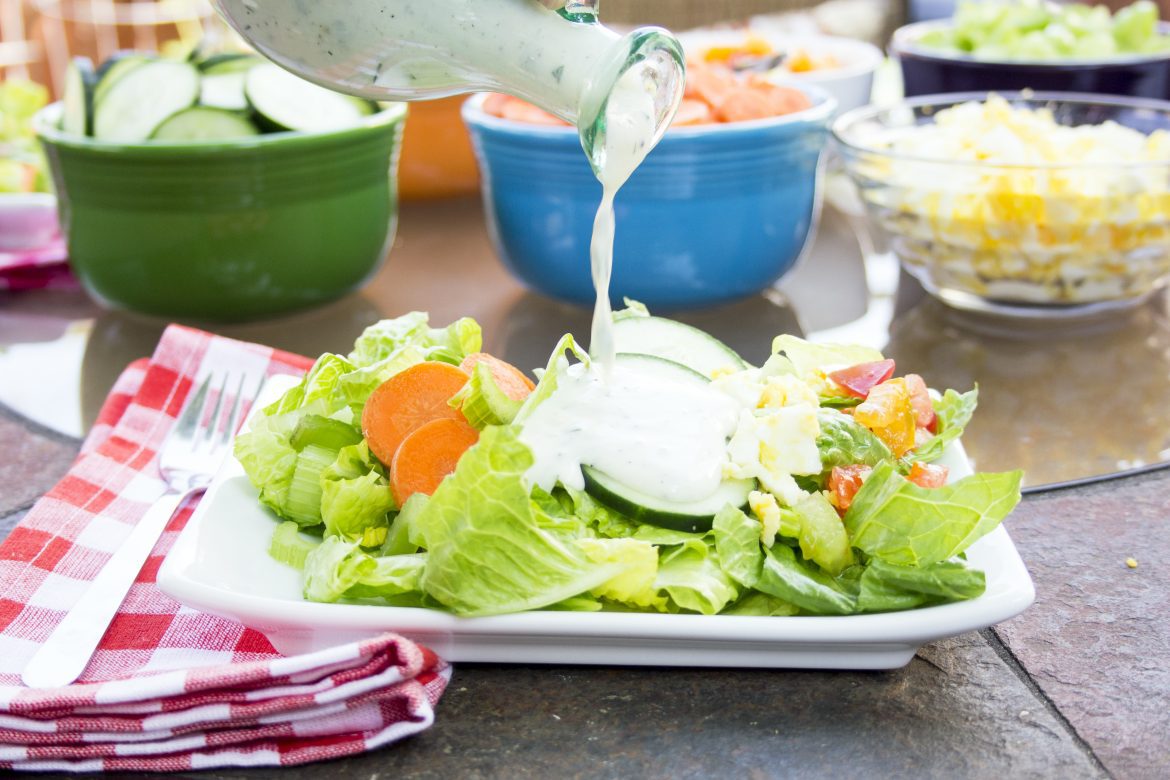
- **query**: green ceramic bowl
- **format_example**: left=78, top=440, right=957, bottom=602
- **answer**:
left=35, top=103, right=406, bottom=321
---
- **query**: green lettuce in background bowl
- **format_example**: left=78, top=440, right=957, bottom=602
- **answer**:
left=0, top=80, right=51, bottom=194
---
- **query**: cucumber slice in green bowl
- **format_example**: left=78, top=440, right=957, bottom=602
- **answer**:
left=93, top=60, right=200, bottom=142
left=94, top=52, right=153, bottom=104
left=246, top=63, right=376, bottom=132
left=62, top=56, right=96, bottom=136
left=151, top=107, right=260, bottom=141
left=198, top=53, right=263, bottom=74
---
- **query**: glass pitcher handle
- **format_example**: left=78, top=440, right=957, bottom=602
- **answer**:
left=559, top=0, right=599, bottom=23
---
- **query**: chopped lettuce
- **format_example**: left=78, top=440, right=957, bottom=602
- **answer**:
left=913, top=388, right=979, bottom=464
left=348, top=311, right=482, bottom=367
left=712, top=505, right=764, bottom=589
left=514, top=333, right=590, bottom=424
left=320, top=442, right=395, bottom=544
left=768, top=335, right=884, bottom=378
left=415, top=426, right=627, bottom=616
left=815, top=409, right=893, bottom=474
left=844, top=461, right=1023, bottom=567
left=654, top=541, right=739, bottom=616
left=858, top=559, right=986, bottom=613
left=756, top=544, right=857, bottom=615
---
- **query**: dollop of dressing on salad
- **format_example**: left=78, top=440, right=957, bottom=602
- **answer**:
left=520, top=361, right=739, bottom=502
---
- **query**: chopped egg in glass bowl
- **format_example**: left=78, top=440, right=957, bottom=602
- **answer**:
left=833, top=92, right=1170, bottom=317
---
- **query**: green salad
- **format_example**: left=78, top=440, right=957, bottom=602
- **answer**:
left=918, top=0, right=1170, bottom=60
left=0, top=80, right=50, bottom=194
left=235, top=308, right=1023, bottom=618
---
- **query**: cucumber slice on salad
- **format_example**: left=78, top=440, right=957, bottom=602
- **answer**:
left=578, top=352, right=754, bottom=532
left=94, top=60, right=200, bottom=142
left=151, top=107, right=260, bottom=141
left=583, top=467, right=755, bottom=533
left=246, top=63, right=376, bottom=132
left=613, top=316, right=748, bottom=377
left=62, top=57, right=96, bottom=136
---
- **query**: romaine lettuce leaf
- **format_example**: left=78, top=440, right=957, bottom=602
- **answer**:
left=303, top=536, right=376, bottom=602
left=912, top=388, right=978, bottom=463
left=654, top=541, right=739, bottom=615
left=816, top=409, right=893, bottom=473
left=858, top=559, right=986, bottom=612
left=712, top=505, right=764, bottom=588
left=348, top=312, right=482, bottom=367
left=416, top=426, right=627, bottom=616
left=319, top=442, right=395, bottom=543
left=768, top=335, right=884, bottom=378
left=343, top=553, right=427, bottom=601
left=844, top=461, right=1023, bottom=567
left=756, top=544, right=857, bottom=615
left=578, top=537, right=666, bottom=611
left=514, top=333, right=590, bottom=424
left=234, top=412, right=301, bottom=518
left=722, top=591, right=800, bottom=616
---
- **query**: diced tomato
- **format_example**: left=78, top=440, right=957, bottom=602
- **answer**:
left=828, top=359, right=896, bottom=399
left=854, top=378, right=916, bottom=457
left=904, top=374, right=936, bottom=430
left=829, top=464, right=872, bottom=514
left=908, top=461, right=949, bottom=488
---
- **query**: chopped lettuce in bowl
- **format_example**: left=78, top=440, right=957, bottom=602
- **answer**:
left=0, top=80, right=51, bottom=195
left=235, top=308, right=1023, bottom=619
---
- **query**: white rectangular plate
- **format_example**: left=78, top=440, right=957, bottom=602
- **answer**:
left=158, top=376, right=1035, bottom=670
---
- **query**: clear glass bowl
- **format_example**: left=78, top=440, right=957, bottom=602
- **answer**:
left=833, top=92, right=1170, bottom=318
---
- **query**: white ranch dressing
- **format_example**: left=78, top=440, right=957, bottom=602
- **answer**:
left=588, top=63, right=661, bottom=374
left=520, top=362, right=740, bottom=502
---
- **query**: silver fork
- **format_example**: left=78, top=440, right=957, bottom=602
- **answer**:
left=21, top=371, right=259, bottom=689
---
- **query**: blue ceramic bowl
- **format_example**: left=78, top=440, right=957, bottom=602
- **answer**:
left=893, top=20, right=1170, bottom=99
left=463, top=89, right=835, bottom=310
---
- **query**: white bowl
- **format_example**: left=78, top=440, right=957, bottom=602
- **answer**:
left=0, top=192, right=60, bottom=252
left=676, top=30, right=884, bottom=115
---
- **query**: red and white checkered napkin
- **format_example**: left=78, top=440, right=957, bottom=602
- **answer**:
left=0, top=325, right=450, bottom=772
left=0, top=236, right=75, bottom=292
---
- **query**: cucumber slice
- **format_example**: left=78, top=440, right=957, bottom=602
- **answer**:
left=613, top=316, right=748, bottom=378
left=200, top=71, right=251, bottom=111
left=583, top=467, right=755, bottom=533
left=62, top=57, right=96, bottom=136
left=94, top=60, right=200, bottom=142
left=151, top=107, right=260, bottom=141
left=246, top=63, right=375, bottom=132
left=578, top=352, right=752, bottom=532
left=94, top=52, right=152, bottom=104
left=614, top=351, right=710, bottom=385
left=199, top=53, right=262, bottom=74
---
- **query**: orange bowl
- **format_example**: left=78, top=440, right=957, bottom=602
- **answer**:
left=398, top=96, right=481, bottom=200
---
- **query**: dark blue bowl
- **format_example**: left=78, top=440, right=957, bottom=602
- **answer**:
left=893, top=20, right=1170, bottom=99
left=462, top=89, right=835, bottom=310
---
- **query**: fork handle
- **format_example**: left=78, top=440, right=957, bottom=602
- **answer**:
left=21, top=489, right=193, bottom=689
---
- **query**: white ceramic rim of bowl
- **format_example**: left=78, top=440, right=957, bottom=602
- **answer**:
left=676, top=29, right=885, bottom=83
left=831, top=89, right=1170, bottom=169
left=893, top=18, right=1170, bottom=67
left=462, top=84, right=838, bottom=138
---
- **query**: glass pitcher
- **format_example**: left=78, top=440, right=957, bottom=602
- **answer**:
left=212, top=0, right=685, bottom=169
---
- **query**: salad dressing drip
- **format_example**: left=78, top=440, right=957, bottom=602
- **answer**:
left=520, top=362, right=740, bottom=502
left=588, top=63, right=662, bottom=373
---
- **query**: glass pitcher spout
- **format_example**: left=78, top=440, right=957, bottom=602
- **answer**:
left=213, top=0, right=683, bottom=157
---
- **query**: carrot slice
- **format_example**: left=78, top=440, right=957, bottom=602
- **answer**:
left=672, top=98, right=715, bottom=126
left=391, top=418, right=480, bottom=502
left=361, top=361, right=471, bottom=466
left=458, top=352, right=535, bottom=401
